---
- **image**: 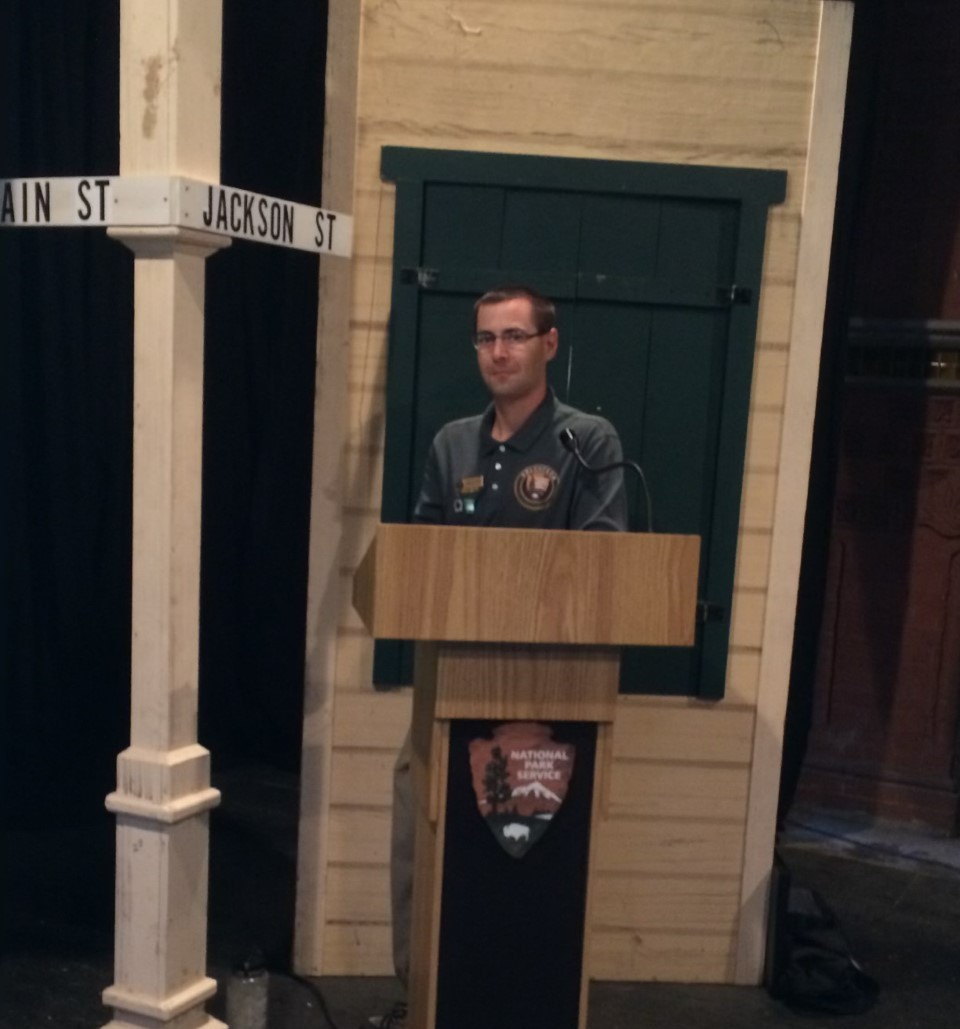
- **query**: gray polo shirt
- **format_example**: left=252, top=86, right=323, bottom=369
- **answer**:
left=413, top=391, right=628, bottom=531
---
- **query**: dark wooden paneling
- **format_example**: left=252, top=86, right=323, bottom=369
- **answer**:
left=801, top=383, right=960, bottom=832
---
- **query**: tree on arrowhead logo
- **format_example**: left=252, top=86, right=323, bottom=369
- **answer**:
left=468, top=722, right=575, bottom=858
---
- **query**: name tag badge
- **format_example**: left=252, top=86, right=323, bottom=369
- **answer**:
left=454, top=474, right=483, bottom=516
left=458, top=475, right=484, bottom=495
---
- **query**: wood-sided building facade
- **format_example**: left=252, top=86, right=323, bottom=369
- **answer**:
left=295, top=0, right=854, bottom=986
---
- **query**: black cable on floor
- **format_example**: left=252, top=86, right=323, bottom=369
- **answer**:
left=283, top=970, right=346, bottom=1029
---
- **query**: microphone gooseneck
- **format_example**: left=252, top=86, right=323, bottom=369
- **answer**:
left=559, top=427, right=587, bottom=466
left=559, top=428, right=654, bottom=533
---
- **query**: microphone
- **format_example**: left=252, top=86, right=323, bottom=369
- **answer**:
left=560, top=428, right=654, bottom=532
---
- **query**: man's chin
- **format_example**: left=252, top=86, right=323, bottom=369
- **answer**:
left=483, top=378, right=518, bottom=397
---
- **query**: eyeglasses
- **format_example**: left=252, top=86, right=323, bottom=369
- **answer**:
left=472, top=328, right=544, bottom=349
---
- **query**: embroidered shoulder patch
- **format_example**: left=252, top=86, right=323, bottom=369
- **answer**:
left=514, top=463, right=559, bottom=510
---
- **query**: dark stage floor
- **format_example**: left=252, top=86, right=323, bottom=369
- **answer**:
left=3, top=764, right=959, bottom=1029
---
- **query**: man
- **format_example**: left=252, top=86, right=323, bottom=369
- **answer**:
left=370, top=285, right=627, bottom=1029
left=413, top=285, right=627, bottom=531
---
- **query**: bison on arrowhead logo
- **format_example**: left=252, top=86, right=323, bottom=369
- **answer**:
left=468, top=722, right=575, bottom=858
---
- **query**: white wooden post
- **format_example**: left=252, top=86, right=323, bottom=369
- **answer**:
left=103, top=3, right=227, bottom=1028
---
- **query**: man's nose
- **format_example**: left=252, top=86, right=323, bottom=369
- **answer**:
left=490, top=337, right=510, bottom=358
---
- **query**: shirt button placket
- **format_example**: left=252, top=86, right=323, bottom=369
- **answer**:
left=491, top=445, right=507, bottom=500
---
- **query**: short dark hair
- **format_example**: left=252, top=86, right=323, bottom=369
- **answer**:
left=474, top=285, right=556, bottom=334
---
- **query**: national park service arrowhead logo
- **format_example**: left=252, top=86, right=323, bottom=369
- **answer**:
left=468, top=722, right=575, bottom=858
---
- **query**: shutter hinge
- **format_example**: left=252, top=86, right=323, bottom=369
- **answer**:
left=400, top=267, right=439, bottom=288
left=717, top=284, right=753, bottom=306
left=697, top=600, right=726, bottom=623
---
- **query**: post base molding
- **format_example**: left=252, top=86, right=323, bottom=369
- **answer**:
left=103, top=975, right=224, bottom=1029
left=103, top=977, right=218, bottom=1018
left=106, top=744, right=221, bottom=824
left=103, top=1020, right=224, bottom=1029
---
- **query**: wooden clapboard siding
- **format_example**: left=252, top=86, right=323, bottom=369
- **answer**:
left=327, top=805, right=392, bottom=865
left=322, top=923, right=393, bottom=975
left=755, top=283, right=795, bottom=345
left=594, top=818, right=746, bottom=878
left=350, top=188, right=396, bottom=254
left=296, top=0, right=847, bottom=984
left=349, top=258, right=394, bottom=325
left=752, top=348, right=789, bottom=409
left=324, top=865, right=392, bottom=923
left=763, top=210, right=802, bottom=270
left=607, top=761, right=749, bottom=822
left=319, top=805, right=394, bottom=975
left=333, top=631, right=375, bottom=691
left=592, top=873, right=742, bottom=934
left=590, top=698, right=753, bottom=978
left=730, top=590, right=767, bottom=650
left=333, top=690, right=411, bottom=749
left=735, top=532, right=773, bottom=592
left=612, top=699, right=755, bottom=764
left=358, top=0, right=818, bottom=73
left=589, top=928, right=738, bottom=983
left=741, top=470, right=778, bottom=529
left=725, top=649, right=762, bottom=707
left=330, top=749, right=396, bottom=806
left=745, top=410, right=784, bottom=471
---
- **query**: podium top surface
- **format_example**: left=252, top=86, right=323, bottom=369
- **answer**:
left=353, top=524, right=699, bottom=647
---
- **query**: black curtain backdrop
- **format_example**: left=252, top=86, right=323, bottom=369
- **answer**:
left=1, top=1, right=326, bottom=828
left=202, top=1, right=326, bottom=770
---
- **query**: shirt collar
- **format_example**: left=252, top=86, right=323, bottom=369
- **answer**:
left=480, top=389, right=557, bottom=455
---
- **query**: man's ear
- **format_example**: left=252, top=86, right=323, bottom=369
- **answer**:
left=544, top=328, right=559, bottom=361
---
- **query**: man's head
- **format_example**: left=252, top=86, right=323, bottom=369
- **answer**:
left=474, top=285, right=556, bottom=336
left=472, top=285, right=558, bottom=405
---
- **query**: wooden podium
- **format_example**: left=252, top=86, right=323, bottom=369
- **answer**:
left=354, top=525, right=700, bottom=1029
